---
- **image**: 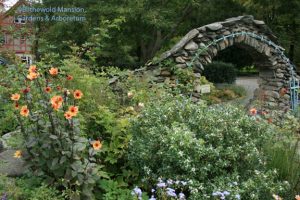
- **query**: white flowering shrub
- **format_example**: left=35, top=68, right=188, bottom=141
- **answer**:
left=128, top=96, right=288, bottom=199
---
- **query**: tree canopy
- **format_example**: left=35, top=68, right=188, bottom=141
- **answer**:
left=29, top=0, right=300, bottom=70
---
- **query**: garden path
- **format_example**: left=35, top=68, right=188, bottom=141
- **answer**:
left=235, top=76, right=259, bottom=106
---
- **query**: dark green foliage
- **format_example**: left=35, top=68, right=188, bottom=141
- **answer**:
left=0, top=99, right=18, bottom=135
left=203, top=61, right=237, bottom=84
left=214, top=45, right=254, bottom=69
left=0, top=175, right=64, bottom=200
left=97, top=179, right=133, bottom=200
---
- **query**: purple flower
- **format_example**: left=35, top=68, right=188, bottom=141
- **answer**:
left=167, top=188, right=175, bottom=192
left=149, top=195, right=156, bottom=200
left=131, top=186, right=142, bottom=197
left=223, top=191, right=230, bottom=196
left=166, top=188, right=177, bottom=197
left=151, top=189, right=155, bottom=193
left=179, top=192, right=186, bottom=200
left=1, top=193, right=7, bottom=200
left=212, top=191, right=222, bottom=196
left=157, top=182, right=166, bottom=188
left=167, top=179, right=173, bottom=185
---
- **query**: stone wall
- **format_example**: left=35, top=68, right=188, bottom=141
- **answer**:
left=136, top=15, right=299, bottom=110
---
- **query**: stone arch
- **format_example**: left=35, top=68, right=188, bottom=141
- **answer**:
left=144, top=15, right=299, bottom=110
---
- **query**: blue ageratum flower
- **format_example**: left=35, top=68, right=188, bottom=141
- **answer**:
left=131, top=186, right=142, bottom=198
left=166, top=188, right=177, bottom=198
left=212, top=191, right=222, bottom=196
left=179, top=192, right=186, bottom=200
left=212, top=191, right=230, bottom=200
left=149, top=195, right=156, bottom=200
left=167, top=179, right=173, bottom=185
left=1, top=193, right=7, bottom=200
left=157, top=182, right=166, bottom=188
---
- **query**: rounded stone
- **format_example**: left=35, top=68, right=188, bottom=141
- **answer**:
left=0, top=150, right=27, bottom=177
left=206, top=23, right=223, bottom=31
left=184, top=41, right=198, bottom=51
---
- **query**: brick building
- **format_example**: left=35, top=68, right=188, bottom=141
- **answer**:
left=0, top=0, right=33, bottom=65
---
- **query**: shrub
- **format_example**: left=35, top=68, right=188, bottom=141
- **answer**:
left=0, top=175, right=64, bottom=200
left=0, top=67, right=18, bottom=135
left=97, top=179, right=133, bottom=200
left=203, top=61, right=237, bottom=83
left=128, top=96, right=288, bottom=199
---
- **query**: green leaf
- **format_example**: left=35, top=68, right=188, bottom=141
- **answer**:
left=51, top=157, right=59, bottom=169
left=74, top=142, right=86, bottom=152
left=60, top=156, right=67, bottom=164
left=49, top=135, right=58, bottom=140
left=71, top=161, right=84, bottom=173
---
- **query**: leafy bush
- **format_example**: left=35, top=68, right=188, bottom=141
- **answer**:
left=0, top=175, right=64, bottom=200
left=97, top=179, right=133, bottom=200
left=128, top=96, right=288, bottom=199
left=203, top=61, right=237, bottom=83
left=238, top=65, right=258, bottom=76
left=0, top=68, right=18, bottom=135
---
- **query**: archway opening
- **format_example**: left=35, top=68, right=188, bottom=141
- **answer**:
left=203, top=43, right=275, bottom=107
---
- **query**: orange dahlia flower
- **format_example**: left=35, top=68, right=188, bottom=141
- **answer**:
left=27, top=72, right=39, bottom=80
left=22, top=87, right=30, bottom=94
left=92, top=140, right=102, bottom=150
left=49, top=67, right=59, bottom=76
left=20, top=106, right=29, bottom=117
left=50, top=95, right=63, bottom=110
left=64, top=111, right=73, bottom=120
left=14, top=150, right=22, bottom=158
left=14, top=102, right=19, bottom=110
left=45, top=86, right=51, bottom=93
left=11, top=93, right=21, bottom=101
left=68, top=106, right=79, bottom=116
left=28, top=65, right=37, bottom=73
left=249, top=108, right=257, bottom=116
left=73, top=90, right=83, bottom=99
left=67, top=75, right=73, bottom=80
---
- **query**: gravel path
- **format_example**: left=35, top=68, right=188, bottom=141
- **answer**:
left=235, top=76, right=259, bottom=105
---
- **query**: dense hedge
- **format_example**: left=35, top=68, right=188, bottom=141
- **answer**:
left=203, top=61, right=237, bottom=83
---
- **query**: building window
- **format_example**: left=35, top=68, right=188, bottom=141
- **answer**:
left=14, top=16, right=26, bottom=24
left=21, top=55, right=32, bottom=65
